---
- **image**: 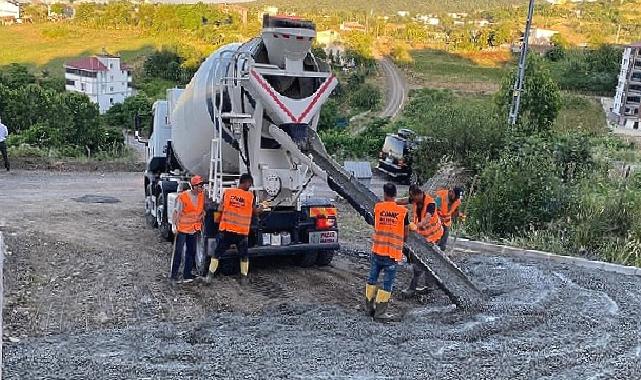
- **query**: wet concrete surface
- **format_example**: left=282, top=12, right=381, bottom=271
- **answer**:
left=2, top=171, right=641, bottom=379
left=5, top=253, right=641, bottom=379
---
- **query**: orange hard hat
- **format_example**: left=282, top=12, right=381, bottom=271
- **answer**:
left=190, top=176, right=204, bottom=186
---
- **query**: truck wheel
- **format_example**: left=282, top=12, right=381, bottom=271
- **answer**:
left=316, top=250, right=335, bottom=266
left=296, top=251, right=318, bottom=268
left=194, top=233, right=206, bottom=276
left=159, top=222, right=173, bottom=242
left=220, top=258, right=239, bottom=276
left=145, top=212, right=158, bottom=228
left=157, top=194, right=174, bottom=242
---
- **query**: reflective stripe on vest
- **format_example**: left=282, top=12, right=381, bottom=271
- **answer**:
left=371, top=201, right=407, bottom=262
left=177, top=191, right=205, bottom=234
left=412, top=194, right=443, bottom=244
left=219, top=188, right=254, bottom=236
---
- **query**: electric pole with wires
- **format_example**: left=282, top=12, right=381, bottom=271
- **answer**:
left=508, top=0, right=536, bottom=126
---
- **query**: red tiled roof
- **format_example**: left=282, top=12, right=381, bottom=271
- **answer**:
left=121, top=63, right=131, bottom=71
left=629, top=41, right=641, bottom=48
left=65, top=57, right=108, bottom=72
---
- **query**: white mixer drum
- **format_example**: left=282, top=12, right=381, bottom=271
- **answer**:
left=170, top=43, right=242, bottom=178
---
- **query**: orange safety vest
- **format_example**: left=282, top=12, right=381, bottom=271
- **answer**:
left=435, top=189, right=461, bottom=228
left=219, top=188, right=254, bottom=236
left=372, top=201, right=407, bottom=262
left=176, top=191, right=205, bottom=234
left=412, top=193, right=443, bottom=244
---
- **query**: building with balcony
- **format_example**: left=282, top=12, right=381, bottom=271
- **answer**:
left=0, top=0, right=20, bottom=23
left=613, top=42, right=641, bottom=130
left=64, top=54, right=133, bottom=114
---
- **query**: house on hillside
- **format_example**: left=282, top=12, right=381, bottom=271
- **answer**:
left=0, top=0, right=20, bottom=23
left=340, top=21, right=366, bottom=33
left=416, top=14, right=439, bottom=26
left=613, top=42, right=641, bottom=130
left=64, top=53, right=133, bottom=114
left=529, top=28, right=558, bottom=45
left=317, top=30, right=340, bottom=46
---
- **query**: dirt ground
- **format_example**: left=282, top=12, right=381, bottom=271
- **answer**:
left=2, top=170, right=641, bottom=379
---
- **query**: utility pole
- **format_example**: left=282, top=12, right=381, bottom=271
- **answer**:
left=508, top=0, right=536, bottom=126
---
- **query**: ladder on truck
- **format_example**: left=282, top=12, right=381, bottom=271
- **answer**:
left=208, top=51, right=255, bottom=203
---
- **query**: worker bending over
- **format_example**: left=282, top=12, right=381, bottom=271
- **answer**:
left=171, top=176, right=205, bottom=283
left=434, top=187, right=463, bottom=251
left=397, top=185, right=443, bottom=297
left=365, top=183, right=409, bottom=322
left=207, top=174, right=260, bottom=285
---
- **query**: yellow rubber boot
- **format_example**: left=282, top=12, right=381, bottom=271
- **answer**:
left=374, top=290, right=395, bottom=322
left=239, top=259, right=249, bottom=285
left=209, top=258, right=219, bottom=275
left=365, top=284, right=377, bottom=317
left=203, top=258, right=219, bottom=284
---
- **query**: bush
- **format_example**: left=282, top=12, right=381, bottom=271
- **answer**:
left=320, top=118, right=390, bottom=159
left=548, top=45, right=622, bottom=95
left=399, top=89, right=506, bottom=179
left=466, top=134, right=567, bottom=236
left=349, top=83, right=381, bottom=112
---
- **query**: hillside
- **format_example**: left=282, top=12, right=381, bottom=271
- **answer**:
left=254, top=0, right=524, bottom=13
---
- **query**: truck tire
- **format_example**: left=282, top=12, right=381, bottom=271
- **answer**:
left=194, top=233, right=206, bottom=276
left=316, top=250, right=335, bottom=266
left=157, top=194, right=174, bottom=242
left=220, top=258, right=239, bottom=276
left=296, top=251, right=318, bottom=268
left=146, top=212, right=158, bottom=228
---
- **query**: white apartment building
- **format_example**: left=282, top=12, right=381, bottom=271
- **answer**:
left=613, top=42, right=641, bottom=130
left=0, top=0, right=20, bottom=20
left=64, top=54, right=133, bottom=114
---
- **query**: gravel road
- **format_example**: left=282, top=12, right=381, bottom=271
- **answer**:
left=2, top=170, right=641, bottom=379
left=379, top=58, right=407, bottom=119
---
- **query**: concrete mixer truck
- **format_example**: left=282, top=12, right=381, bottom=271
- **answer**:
left=139, top=15, right=341, bottom=274
left=137, top=14, right=482, bottom=308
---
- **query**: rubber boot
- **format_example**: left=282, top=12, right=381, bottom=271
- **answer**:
left=400, top=264, right=421, bottom=299
left=373, top=290, right=396, bottom=323
left=365, top=284, right=377, bottom=317
left=239, top=259, right=249, bottom=286
left=205, top=258, right=219, bottom=284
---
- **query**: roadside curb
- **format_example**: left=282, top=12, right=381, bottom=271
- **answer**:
left=453, top=238, right=641, bottom=277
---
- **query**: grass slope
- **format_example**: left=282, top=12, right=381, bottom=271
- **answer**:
left=0, top=24, right=198, bottom=77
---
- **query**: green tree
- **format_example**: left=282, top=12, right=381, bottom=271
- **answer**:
left=350, top=83, right=381, bottom=111
left=104, top=94, right=153, bottom=133
left=0, top=64, right=36, bottom=88
left=318, top=98, right=338, bottom=131
left=497, top=55, right=561, bottom=133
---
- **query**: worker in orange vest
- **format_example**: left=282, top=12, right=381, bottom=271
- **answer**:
left=170, top=175, right=205, bottom=283
left=207, top=174, right=261, bottom=285
left=434, top=187, right=463, bottom=251
left=365, top=183, right=409, bottom=322
left=397, top=184, right=443, bottom=298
